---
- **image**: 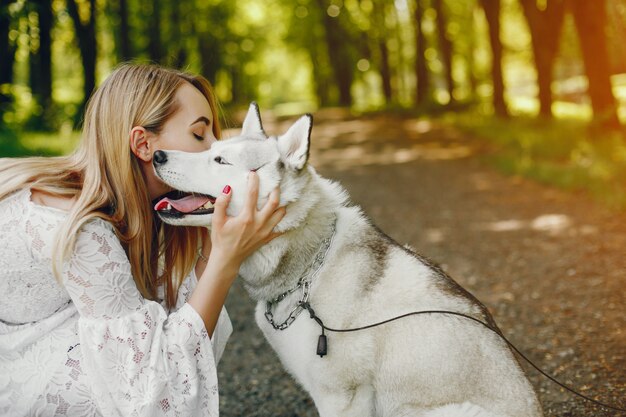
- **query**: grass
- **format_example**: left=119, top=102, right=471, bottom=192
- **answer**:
left=441, top=112, right=626, bottom=209
left=0, top=126, right=80, bottom=157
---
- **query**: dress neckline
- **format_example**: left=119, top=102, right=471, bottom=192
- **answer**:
left=24, top=187, right=69, bottom=216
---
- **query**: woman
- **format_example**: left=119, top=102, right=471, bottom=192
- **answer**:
left=0, top=63, right=285, bottom=416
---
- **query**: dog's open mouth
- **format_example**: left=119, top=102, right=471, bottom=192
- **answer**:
left=153, top=190, right=216, bottom=218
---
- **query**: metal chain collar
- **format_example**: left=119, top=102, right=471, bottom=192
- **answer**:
left=264, top=218, right=337, bottom=331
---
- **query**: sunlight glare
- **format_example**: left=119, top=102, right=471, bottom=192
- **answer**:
left=485, top=220, right=525, bottom=232
left=327, top=5, right=340, bottom=17
left=531, top=214, right=571, bottom=232
left=481, top=214, right=572, bottom=234
left=357, top=59, right=370, bottom=72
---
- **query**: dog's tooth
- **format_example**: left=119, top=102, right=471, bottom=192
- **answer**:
left=203, top=201, right=214, bottom=209
left=166, top=203, right=172, bottom=211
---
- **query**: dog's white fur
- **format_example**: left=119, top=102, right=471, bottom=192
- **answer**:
left=153, top=103, right=544, bottom=417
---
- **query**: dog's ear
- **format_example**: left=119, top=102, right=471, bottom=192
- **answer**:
left=241, top=102, right=266, bottom=137
left=277, top=114, right=312, bottom=171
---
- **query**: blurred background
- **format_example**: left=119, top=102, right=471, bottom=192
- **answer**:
left=1, top=1, right=626, bottom=207
left=2, top=0, right=625, bottom=122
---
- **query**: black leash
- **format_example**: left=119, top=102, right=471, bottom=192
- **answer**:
left=299, top=301, right=626, bottom=413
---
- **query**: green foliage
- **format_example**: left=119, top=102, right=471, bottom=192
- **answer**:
left=0, top=125, right=79, bottom=157
left=446, top=111, right=626, bottom=208
left=2, top=0, right=624, bottom=147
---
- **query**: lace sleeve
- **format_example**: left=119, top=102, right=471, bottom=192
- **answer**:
left=62, top=219, right=220, bottom=417
left=174, top=268, right=232, bottom=364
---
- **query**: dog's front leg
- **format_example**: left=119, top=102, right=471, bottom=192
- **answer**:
left=310, top=383, right=377, bottom=417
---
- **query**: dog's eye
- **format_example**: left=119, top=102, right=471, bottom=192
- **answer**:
left=214, top=156, right=230, bottom=165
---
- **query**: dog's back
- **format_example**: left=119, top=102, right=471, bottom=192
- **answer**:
left=300, top=206, right=543, bottom=416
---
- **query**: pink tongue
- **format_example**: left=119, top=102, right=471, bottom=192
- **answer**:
left=154, top=195, right=210, bottom=213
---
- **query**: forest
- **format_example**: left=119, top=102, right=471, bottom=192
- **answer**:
left=1, top=0, right=626, bottom=203
left=1, top=0, right=624, bottom=133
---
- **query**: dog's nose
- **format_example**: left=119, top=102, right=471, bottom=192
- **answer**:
left=153, top=150, right=167, bottom=165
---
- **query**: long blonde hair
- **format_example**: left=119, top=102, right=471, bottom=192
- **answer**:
left=0, top=63, right=222, bottom=309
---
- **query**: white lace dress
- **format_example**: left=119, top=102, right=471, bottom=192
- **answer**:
left=0, top=188, right=232, bottom=416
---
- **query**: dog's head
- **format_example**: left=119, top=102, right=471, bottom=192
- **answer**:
left=152, top=102, right=312, bottom=228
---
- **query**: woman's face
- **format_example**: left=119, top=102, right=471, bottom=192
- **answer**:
left=137, top=82, right=218, bottom=200
left=154, top=82, right=217, bottom=154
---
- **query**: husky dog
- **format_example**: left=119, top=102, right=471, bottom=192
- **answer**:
left=152, top=103, right=543, bottom=417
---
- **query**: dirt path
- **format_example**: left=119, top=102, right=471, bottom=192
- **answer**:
left=218, top=111, right=625, bottom=417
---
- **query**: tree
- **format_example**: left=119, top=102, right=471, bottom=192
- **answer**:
left=168, top=0, right=187, bottom=68
left=413, top=0, right=430, bottom=105
left=607, top=0, right=626, bottom=74
left=519, top=0, right=566, bottom=118
left=0, top=0, right=17, bottom=117
left=194, top=0, right=231, bottom=86
left=28, top=0, right=54, bottom=128
left=104, top=0, right=131, bottom=64
left=286, top=1, right=335, bottom=107
left=118, top=0, right=131, bottom=62
left=568, top=0, right=620, bottom=128
left=315, top=0, right=356, bottom=106
left=372, top=0, right=392, bottom=104
left=465, top=1, right=478, bottom=99
left=67, top=0, right=97, bottom=119
left=146, top=0, right=162, bottom=63
left=433, top=0, right=454, bottom=104
left=478, top=0, right=508, bottom=117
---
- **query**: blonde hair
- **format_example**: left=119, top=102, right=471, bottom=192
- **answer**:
left=0, top=63, right=222, bottom=309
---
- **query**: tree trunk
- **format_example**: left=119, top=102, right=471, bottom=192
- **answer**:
left=119, top=0, right=131, bottom=62
left=109, top=0, right=131, bottom=63
left=569, top=0, right=620, bottom=128
left=391, top=4, right=407, bottom=102
left=607, top=0, right=626, bottom=74
left=466, top=2, right=478, bottom=100
left=479, top=0, right=508, bottom=117
left=35, top=0, right=53, bottom=109
left=433, top=0, right=454, bottom=104
left=147, top=0, right=162, bottom=63
left=519, top=0, right=565, bottom=118
left=380, top=40, right=392, bottom=103
left=229, top=66, right=240, bottom=104
left=413, top=0, right=429, bottom=105
left=373, top=0, right=392, bottom=104
left=29, top=24, right=42, bottom=103
left=316, top=0, right=354, bottom=107
left=198, top=36, right=221, bottom=86
left=168, top=0, right=186, bottom=68
left=0, top=0, right=15, bottom=113
left=67, top=0, right=97, bottom=120
left=308, top=32, right=332, bottom=107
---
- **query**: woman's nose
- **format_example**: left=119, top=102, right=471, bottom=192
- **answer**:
left=153, top=150, right=168, bottom=165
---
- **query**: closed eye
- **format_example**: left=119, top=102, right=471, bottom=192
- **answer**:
left=193, top=133, right=204, bottom=141
left=214, top=156, right=232, bottom=165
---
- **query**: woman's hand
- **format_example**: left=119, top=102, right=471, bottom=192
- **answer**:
left=189, top=171, right=285, bottom=336
left=208, top=171, right=286, bottom=275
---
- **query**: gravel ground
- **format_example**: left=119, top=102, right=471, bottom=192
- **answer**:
left=217, top=111, right=625, bottom=417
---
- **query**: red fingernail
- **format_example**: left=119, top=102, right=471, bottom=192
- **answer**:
left=223, top=185, right=231, bottom=194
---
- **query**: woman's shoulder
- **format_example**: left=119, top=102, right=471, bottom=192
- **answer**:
left=27, top=189, right=115, bottom=233
left=30, top=189, right=76, bottom=212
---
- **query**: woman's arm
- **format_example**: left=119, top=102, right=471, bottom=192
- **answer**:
left=188, top=171, right=285, bottom=336
left=58, top=172, right=283, bottom=416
